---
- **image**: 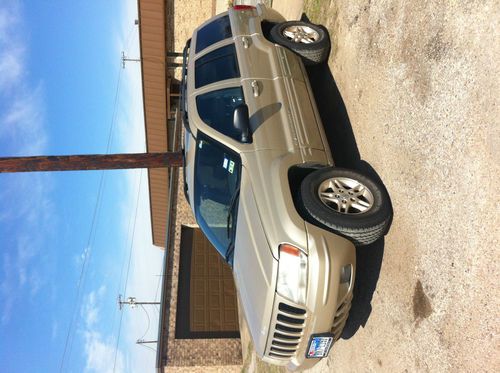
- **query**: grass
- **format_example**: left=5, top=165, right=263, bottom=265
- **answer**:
left=304, top=0, right=329, bottom=23
left=303, top=0, right=329, bottom=24
left=303, top=0, right=339, bottom=61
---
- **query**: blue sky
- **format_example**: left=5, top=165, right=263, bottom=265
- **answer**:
left=0, top=1, right=164, bottom=372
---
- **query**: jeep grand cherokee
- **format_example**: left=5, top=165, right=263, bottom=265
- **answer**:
left=180, top=4, right=392, bottom=370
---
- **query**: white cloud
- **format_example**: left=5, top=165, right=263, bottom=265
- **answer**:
left=82, top=285, right=126, bottom=373
left=0, top=81, right=47, bottom=155
left=83, top=286, right=107, bottom=328
left=84, top=329, right=125, bottom=373
left=0, top=253, right=15, bottom=325
left=0, top=0, right=47, bottom=156
left=0, top=1, right=23, bottom=91
left=0, top=46, right=24, bottom=89
left=0, top=0, right=52, bottom=325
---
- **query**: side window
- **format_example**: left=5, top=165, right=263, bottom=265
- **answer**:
left=195, top=44, right=240, bottom=88
left=196, top=87, right=245, bottom=141
left=195, top=15, right=232, bottom=53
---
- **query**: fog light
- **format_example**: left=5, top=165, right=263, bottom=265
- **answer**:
left=340, top=264, right=352, bottom=284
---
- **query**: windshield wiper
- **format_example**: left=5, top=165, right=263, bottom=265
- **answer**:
left=225, top=186, right=240, bottom=263
left=225, top=242, right=235, bottom=264
left=226, top=186, right=240, bottom=238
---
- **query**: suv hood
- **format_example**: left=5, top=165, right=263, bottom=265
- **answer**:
left=233, top=169, right=277, bottom=357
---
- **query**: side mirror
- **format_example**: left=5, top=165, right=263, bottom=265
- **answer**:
left=233, top=104, right=251, bottom=143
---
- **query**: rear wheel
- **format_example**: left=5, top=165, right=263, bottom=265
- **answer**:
left=270, top=21, right=330, bottom=65
left=299, top=167, right=392, bottom=246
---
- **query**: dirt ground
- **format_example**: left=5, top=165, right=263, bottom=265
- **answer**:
left=172, top=1, right=499, bottom=372
left=303, top=1, right=499, bottom=372
left=242, top=0, right=500, bottom=372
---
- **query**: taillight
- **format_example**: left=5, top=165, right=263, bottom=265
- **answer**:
left=233, top=5, right=256, bottom=11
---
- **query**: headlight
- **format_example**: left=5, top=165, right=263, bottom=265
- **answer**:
left=276, top=244, right=308, bottom=304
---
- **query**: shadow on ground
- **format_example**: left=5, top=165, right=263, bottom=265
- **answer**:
left=305, top=61, right=390, bottom=339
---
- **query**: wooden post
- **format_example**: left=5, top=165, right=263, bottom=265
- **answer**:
left=0, top=152, right=183, bottom=173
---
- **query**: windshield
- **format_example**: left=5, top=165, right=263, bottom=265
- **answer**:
left=193, top=132, right=241, bottom=262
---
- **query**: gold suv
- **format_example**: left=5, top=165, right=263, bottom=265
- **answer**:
left=181, top=4, right=392, bottom=370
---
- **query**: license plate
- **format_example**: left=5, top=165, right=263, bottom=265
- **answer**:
left=306, top=334, right=334, bottom=359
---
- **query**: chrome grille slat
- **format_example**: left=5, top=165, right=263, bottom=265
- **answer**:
left=276, top=319, right=304, bottom=329
left=272, top=337, right=300, bottom=346
left=278, top=303, right=306, bottom=316
left=274, top=331, right=301, bottom=340
left=271, top=345, right=297, bottom=352
left=278, top=309, right=306, bottom=319
left=269, top=352, right=292, bottom=359
left=277, top=314, right=305, bottom=325
left=275, top=322, right=302, bottom=333
left=270, top=346, right=295, bottom=355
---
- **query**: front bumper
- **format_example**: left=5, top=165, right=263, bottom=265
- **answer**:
left=261, top=222, right=356, bottom=370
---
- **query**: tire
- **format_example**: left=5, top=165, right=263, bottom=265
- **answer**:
left=270, top=21, right=330, bottom=65
left=299, top=167, right=392, bottom=246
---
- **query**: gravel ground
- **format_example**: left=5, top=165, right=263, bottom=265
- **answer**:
left=243, top=0, right=499, bottom=372
left=302, top=1, right=499, bottom=372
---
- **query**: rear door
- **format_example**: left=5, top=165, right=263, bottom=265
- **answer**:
left=229, top=9, right=296, bottom=152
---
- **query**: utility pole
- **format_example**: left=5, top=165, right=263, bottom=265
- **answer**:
left=122, top=51, right=182, bottom=69
left=136, top=339, right=157, bottom=344
left=121, top=51, right=141, bottom=68
left=118, top=295, right=160, bottom=310
left=0, top=151, right=183, bottom=173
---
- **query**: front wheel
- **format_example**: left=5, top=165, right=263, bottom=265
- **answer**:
left=270, top=21, right=330, bottom=65
left=299, top=167, right=392, bottom=246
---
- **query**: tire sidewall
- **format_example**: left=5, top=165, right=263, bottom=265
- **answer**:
left=271, top=21, right=329, bottom=52
left=301, top=167, right=392, bottom=231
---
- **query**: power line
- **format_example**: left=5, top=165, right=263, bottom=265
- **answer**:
left=109, top=167, right=141, bottom=354
left=113, top=169, right=143, bottom=373
left=139, top=304, right=151, bottom=341
left=58, top=22, right=135, bottom=372
left=154, top=274, right=162, bottom=300
left=137, top=342, right=157, bottom=353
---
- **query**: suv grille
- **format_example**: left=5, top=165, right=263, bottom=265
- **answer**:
left=268, top=303, right=306, bottom=359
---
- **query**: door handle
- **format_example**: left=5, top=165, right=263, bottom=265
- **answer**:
left=242, top=36, right=251, bottom=49
left=251, top=80, right=261, bottom=97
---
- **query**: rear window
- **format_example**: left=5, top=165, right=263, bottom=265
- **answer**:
left=196, top=87, right=245, bottom=141
left=195, top=44, right=240, bottom=88
left=195, top=15, right=232, bottom=53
